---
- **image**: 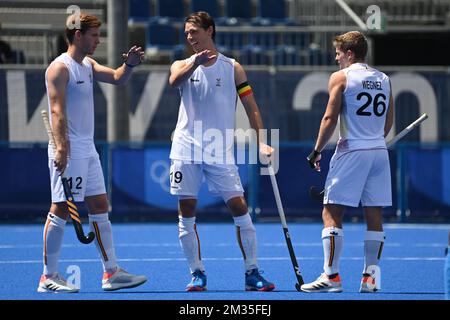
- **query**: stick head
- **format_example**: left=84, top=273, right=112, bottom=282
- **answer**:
left=79, top=231, right=95, bottom=244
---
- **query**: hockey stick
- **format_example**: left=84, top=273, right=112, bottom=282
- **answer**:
left=41, top=110, right=95, bottom=244
left=268, top=164, right=304, bottom=291
left=309, top=113, right=429, bottom=202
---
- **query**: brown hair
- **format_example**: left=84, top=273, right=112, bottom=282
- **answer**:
left=65, top=13, right=102, bottom=44
left=185, top=11, right=216, bottom=41
left=333, top=31, right=368, bottom=60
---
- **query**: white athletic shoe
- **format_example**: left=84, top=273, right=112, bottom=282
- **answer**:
left=300, top=273, right=343, bottom=293
left=102, top=268, right=147, bottom=291
left=359, top=274, right=379, bottom=293
left=37, top=273, right=79, bottom=293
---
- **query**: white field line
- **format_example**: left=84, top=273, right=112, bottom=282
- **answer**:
left=0, top=256, right=444, bottom=265
left=0, top=242, right=446, bottom=249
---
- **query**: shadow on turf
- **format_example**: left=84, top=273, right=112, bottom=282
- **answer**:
left=88, top=289, right=297, bottom=294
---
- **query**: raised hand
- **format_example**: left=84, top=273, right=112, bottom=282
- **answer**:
left=259, top=142, right=274, bottom=165
left=123, top=45, right=145, bottom=67
left=194, top=50, right=217, bottom=66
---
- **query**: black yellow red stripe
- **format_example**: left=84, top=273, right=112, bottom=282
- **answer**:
left=328, top=236, right=335, bottom=267
left=237, top=82, right=252, bottom=99
left=43, top=217, right=50, bottom=266
left=236, top=226, right=247, bottom=260
left=377, top=242, right=384, bottom=260
left=93, top=221, right=109, bottom=262
left=194, top=223, right=201, bottom=261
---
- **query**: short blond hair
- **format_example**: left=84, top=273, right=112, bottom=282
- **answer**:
left=333, top=31, right=368, bottom=60
left=65, top=13, right=101, bottom=44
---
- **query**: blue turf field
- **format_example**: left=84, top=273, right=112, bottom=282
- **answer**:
left=0, top=222, right=447, bottom=300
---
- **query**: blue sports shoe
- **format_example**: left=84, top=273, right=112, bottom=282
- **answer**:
left=186, top=269, right=207, bottom=292
left=245, top=269, right=275, bottom=291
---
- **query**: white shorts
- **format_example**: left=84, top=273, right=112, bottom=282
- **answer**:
left=169, top=160, right=244, bottom=199
left=49, top=154, right=106, bottom=203
left=323, top=149, right=392, bottom=207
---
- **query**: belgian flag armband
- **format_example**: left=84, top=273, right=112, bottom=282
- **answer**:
left=237, top=82, right=253, bottom=99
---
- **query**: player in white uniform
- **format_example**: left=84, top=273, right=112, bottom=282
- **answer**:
left=38, top=13, right=147, bottom=293
left=169, top=11, right=275, bottom=292
left=301, top=31, right=394, bottom=293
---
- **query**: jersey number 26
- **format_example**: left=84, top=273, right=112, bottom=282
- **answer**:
left=356, top=92, right=387, bottom=117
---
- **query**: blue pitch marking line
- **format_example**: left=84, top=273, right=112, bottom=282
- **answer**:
left=0, top=223, right=447, bottom=300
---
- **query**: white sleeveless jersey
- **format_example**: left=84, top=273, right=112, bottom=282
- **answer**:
left=338, top=63, right=391, bottom=151
left=170, top=53, right=237, bottom=162
left=45, top=53, right=96, bottom=159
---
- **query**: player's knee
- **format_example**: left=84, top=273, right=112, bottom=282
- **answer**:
left=85, top=194, right=109, bottom=214
left=226, top=195, right=247, bottom=215
left=88, top=203, right=109, bottom=214
left=322, top=205, right=344, bottom=228
left=179, top=198, right=197, bottom=217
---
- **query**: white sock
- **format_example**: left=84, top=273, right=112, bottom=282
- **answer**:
left=233, top=213, right=258, bottom=272
left=363, top=231, right=385, bottom=274
left=322, top=227, right=343, bottom=276
left=178, top=216, right=205, bottom=273
left=89, top=213, right=118, bottom=273
left=43, top=212, right=66, bottom=276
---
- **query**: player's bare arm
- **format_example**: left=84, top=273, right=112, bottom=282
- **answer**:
left=314, top=71, right=346, bottom=152
left=87, top=46, right=144, bottom=85
left=234, top=62, right=273, bottom=157
left=384, top=81, right=395, bottom=137
left=47, top=62, right=69, bottom=174
left=169, top=50, right=216, bottom=87
left=307, top=71, right=345, bottom=171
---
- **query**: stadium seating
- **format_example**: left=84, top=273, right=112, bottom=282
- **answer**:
left=301, top=45, right=333, bottom=66
left=219, top=0, right=252, bottom=25
left=146, top=18, right=180, bottom=53
left=259, top=0, right=286, bottom=20
left=128, top=0, right=150, bottom=24
left=215, top=29, right=244, bottom=50
left=190, top=0, right=219, bottom=18
left=282, top=32, right=310, bottom=49
left=273, top=45, right=300, bottom=66
left=248, top=29, right=278, bottom=49
left=155, top=0, right=184, bottom=21
left=253, top=0, right=295, bottom=25
left=238, top=45, right=270, bottom=65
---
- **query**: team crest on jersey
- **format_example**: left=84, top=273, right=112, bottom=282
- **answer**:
left=216, top=78, right=221, bottom=87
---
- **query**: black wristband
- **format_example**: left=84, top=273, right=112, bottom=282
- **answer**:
left=307, top=149, right=321, bottom=168
left=308, top=150, right=321, bottom=159
left=125, top=62, right=136, bottom=68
